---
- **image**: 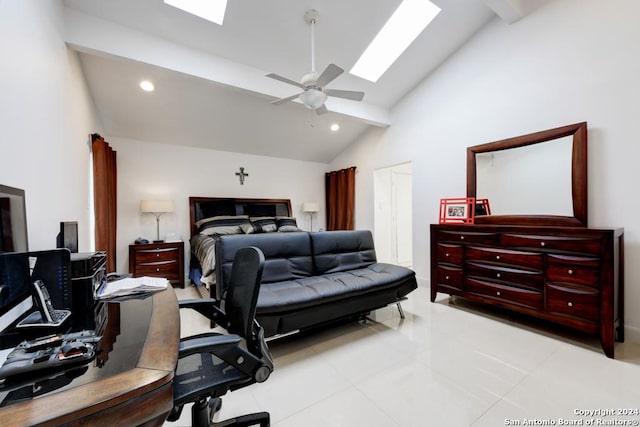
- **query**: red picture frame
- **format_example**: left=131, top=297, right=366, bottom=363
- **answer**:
left=439, top=198, right=476, bottom=224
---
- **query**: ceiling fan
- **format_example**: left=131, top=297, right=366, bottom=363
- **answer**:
left=266, top=9, right=365, bottom=115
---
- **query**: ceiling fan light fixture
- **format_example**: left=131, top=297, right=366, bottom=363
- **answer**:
left=299, top=89, right=327, bottom=110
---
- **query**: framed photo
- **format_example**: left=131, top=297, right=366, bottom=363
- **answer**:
left=439, top=198, right=475, bottom=224
left=475, top=198, right=491, bottom=216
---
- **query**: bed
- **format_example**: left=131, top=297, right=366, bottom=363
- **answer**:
left=188, top=197, right=296, bottom=287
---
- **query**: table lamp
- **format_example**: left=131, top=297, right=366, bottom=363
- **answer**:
left=140, top=200, right=174, bottom=242
left=302, top=202, right=320, bottom=232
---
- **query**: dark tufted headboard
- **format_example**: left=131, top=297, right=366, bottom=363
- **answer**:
left=189, top=197, right=292, bottom=236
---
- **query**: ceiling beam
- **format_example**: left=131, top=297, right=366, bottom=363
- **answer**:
left=483, top=0, right=525, bottom=24
left=63, top=8, right=391, bottom=127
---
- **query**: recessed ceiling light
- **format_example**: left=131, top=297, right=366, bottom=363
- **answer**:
left=330, top=123, right=340, bottom=132
left=350, top=0, right=441, bottom=82
left=164, top=0, right=228, bottom=25
left=139, top=80, right=155, bottom=92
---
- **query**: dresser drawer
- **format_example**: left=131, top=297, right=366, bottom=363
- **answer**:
left=436, top=243, right=463, bottom=265
left=465, top=261, right=544, bottom=290
left=502, top=234, right=601, bottom=255
left=547, top=254, right=600, bottom=288
left=135, top=260, right=178, bottom=277
left=435, top=265, right=463, bottom=291
left=437, top=230, right=499, bottom=246
left=466, top=277, right=543, bottom=310
left=466, top=246, right=543, bottom=270
left=135, top=247, right=180, bottom=263
left=547, top=283, right=600, bottom=322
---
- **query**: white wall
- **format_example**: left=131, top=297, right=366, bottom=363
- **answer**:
left=330, top=0, right=640, bottom=339
left=108, top=137, right=328, bottom=275
left=0, top=0, right=103, bottom=252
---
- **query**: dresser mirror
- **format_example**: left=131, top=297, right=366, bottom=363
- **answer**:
left=467, top=122, right=587, bottom=226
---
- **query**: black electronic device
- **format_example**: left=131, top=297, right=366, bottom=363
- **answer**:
left=70, top=252, right=106, bottom=312
left=28, top=249, right=72, bottom=311
left=0, top=184, right=28, bottom=253
left=56, top=221, right=78, bottom=253
left=0, top=340, right=95, bottom=381
left=0, top=252, right=32, bottom=333
left=16, top=280, right=70, bottom=328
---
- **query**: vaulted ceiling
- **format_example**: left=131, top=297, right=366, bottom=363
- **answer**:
left=63, top=0, right=528, bottom=162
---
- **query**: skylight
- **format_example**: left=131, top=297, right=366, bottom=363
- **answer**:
left=164, top=0, right=228, bottom=25
left=350, top=0, right=441, bottom=82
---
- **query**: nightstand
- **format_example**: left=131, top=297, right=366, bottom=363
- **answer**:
left=129, top=241, right=184, bottom=288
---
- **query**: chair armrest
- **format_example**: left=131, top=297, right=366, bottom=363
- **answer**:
left=178, top=298, right=228, bottom=324
left=178, top=334, right=241, bottom=359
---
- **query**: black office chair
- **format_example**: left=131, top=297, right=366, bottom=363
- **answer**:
left=168, top=247, right=273, bottom=427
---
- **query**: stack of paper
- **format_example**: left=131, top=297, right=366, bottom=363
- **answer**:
left=96, top=276, right=168, bottom=299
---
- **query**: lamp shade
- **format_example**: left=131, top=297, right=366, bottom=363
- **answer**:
left=303, top=202, right=320, bottom=213
left=140, top=200, right=174, bottom=214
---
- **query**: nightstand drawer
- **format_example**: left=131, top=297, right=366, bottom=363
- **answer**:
left=135, top=260, right=178, bottom=277
left=136, top=247, right=180, bottom=263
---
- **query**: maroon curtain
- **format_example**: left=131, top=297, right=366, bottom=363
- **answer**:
left=91, top=134, right=117, bottom=272
left=325, top=166, right=356, bottom=231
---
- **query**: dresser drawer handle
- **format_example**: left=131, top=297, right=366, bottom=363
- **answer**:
left=496, top=255, right=500, bottom=260
left=460, top=236, right=465, bottom=240
left=445, top=253, right=450, bottom=257
left=445, top=275, right=450, bottom=280
left=156, top=268, right=160, bottom=272
left=496, top=291, right=501, bottom=296
left=568, top=269, right=574, bottom=275
left=496, top=273, right=501, bottom=278
left=567, top=301, right=573, bottom=307
left=540, top=241, right=545, bottom=247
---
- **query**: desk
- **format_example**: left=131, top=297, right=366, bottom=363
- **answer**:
left=0, top=287, right=179, bottom=426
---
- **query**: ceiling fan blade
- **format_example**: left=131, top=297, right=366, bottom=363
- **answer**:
left=325, top=89, right=365, bottom=102
left=315, top=64, right=344, bottom=88
left=266, top=73, right=306, bottom=89
left=315, top=104, right=328, bottom=115
left=270, top=93, right=301, bottom=106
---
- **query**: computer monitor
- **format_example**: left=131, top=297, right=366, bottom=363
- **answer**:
left=0, top=184, right=28, bottom=253
left=0, top=252, right=32, bottom=333
left=56, top=221, right=78, bottom=253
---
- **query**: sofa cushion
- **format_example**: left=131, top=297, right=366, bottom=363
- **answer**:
left=310, top=230, right=377, bottom=275
left=257, top=262, right=415, bottom=314
left=216, top=232, right=314, bottom=290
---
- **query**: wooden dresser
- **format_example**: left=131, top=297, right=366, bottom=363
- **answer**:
left=430, top=224, right=624, bottom=358
left=129, top=241, right=185, bottom=288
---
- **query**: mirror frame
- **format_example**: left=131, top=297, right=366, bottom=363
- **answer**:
left=467, top=122, right=588, bottom=227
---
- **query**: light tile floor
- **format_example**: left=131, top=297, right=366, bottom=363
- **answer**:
left=165, top=285, right=640, bottom=427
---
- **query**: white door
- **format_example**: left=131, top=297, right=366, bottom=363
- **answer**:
left=374, top=163, right=412, bottom=267
left=392, top=170, right=412, bottom=267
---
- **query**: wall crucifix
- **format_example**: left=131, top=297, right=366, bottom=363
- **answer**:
left=235, top=167, right=249, bottom=185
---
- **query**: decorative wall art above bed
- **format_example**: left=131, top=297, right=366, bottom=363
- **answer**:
left=188, top=197, right=299, bottom=287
